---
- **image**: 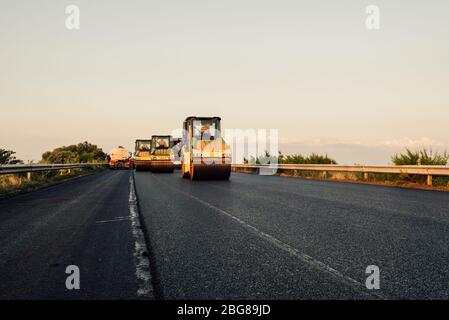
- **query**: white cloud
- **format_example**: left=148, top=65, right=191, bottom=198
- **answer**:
left=380, top=137, right=448, bottom=148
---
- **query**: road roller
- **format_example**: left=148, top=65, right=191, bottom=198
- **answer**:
left=181, top=116, right=232, bottom=180
left=149, top=135, right=175, bottom=173
left=134, top=139, right=152, bottom=171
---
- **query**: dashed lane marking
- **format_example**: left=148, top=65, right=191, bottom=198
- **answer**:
left=95, top=216, right=131, bottom=224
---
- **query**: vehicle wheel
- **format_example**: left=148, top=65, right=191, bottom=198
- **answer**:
left=182, top=163, right=190, bottom=179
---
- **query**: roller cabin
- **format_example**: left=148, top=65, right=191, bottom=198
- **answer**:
left=149, top=135, right=175, bottom=173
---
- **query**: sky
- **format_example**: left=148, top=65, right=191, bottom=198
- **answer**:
left=1, top=0, right=448, bottom=164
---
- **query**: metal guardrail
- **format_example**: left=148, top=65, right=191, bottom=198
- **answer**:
left=232, top=164, right=449, bottom=186
left=0, top=163, right=106, bottom=175
left=2, top=163, right=447, bottom=186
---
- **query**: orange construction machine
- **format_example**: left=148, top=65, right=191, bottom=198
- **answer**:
left=109, top=146, right=131, bottom=169
left=149, top=135, right=175, bottom=173
left=180, top=116, right=232, bottom=180
left=134, top=139, right=152, bottom=171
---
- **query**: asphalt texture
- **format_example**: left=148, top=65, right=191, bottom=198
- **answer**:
left=1, top=170, right=449, bottom=299
left=134, top=171, right=449, bottom=299
left=0, top=170, right=141, bottom=299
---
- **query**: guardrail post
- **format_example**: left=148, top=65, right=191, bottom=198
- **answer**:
left=322, top=171, right=327, bottom=179
left=27, top=172, right=31, bottom=181
left=427, top=175, right=433, bottom=186
left=364, top=172, right=369, bottom=180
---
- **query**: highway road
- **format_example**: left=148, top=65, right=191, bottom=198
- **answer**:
left=1, top=169, right=449, bottom=299
left=0, top=170, right=151, bottom=299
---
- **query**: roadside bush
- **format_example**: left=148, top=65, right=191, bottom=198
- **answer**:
left=433, top=177, right=449, bottom=187
left=244, top=151, right=337, bottom=165
left=279, top=152, right=337, bottom=164
left=392, top=148, right=448, bottom=166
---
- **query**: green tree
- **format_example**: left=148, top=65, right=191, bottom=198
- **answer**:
left=0, top=149, right=23, bottom=164
left=41, top=150, right=79, bottom=164
left=41, top=141, right=107, bottom=164
left=392, top=148, right=448, bottom=166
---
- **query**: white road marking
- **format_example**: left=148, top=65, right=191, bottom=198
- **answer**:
left=189, top=193, right=386, bottom=299
left=129, top=173, right=154, bottom=298
left=152, top=175, right=385, bottom=299
left=95, top=216, right=130, bottom=224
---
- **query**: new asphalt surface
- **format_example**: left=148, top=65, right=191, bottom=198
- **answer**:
left=134, top=170, right=449, bottom=299
left=1, top=169, right=449, bottom=299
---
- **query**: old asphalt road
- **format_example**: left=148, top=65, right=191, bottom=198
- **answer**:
left=0, top=170, right=152, bottom=299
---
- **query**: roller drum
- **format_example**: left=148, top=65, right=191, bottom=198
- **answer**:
left=150, top=161, right=174, bottom=173
left=134, top=160, right=152, bottom=171
left=190, top=163, right=231, bottom=180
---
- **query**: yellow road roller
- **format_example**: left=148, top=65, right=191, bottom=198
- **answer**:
left=181, top=116, right=232, bottom=180
left=149, top=135, right=174, bottom=173
left=134, top=139, right=152, bottom=171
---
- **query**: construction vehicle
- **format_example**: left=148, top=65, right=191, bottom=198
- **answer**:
left=134, top=139, right=152, bottom=171
left=180, top=116, right=232, bottom=180
left=109, top=146, right=131, bottom=169
left=149, top=135, right=174, bottom=173
left=171, top=137, right=182, bottom=169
